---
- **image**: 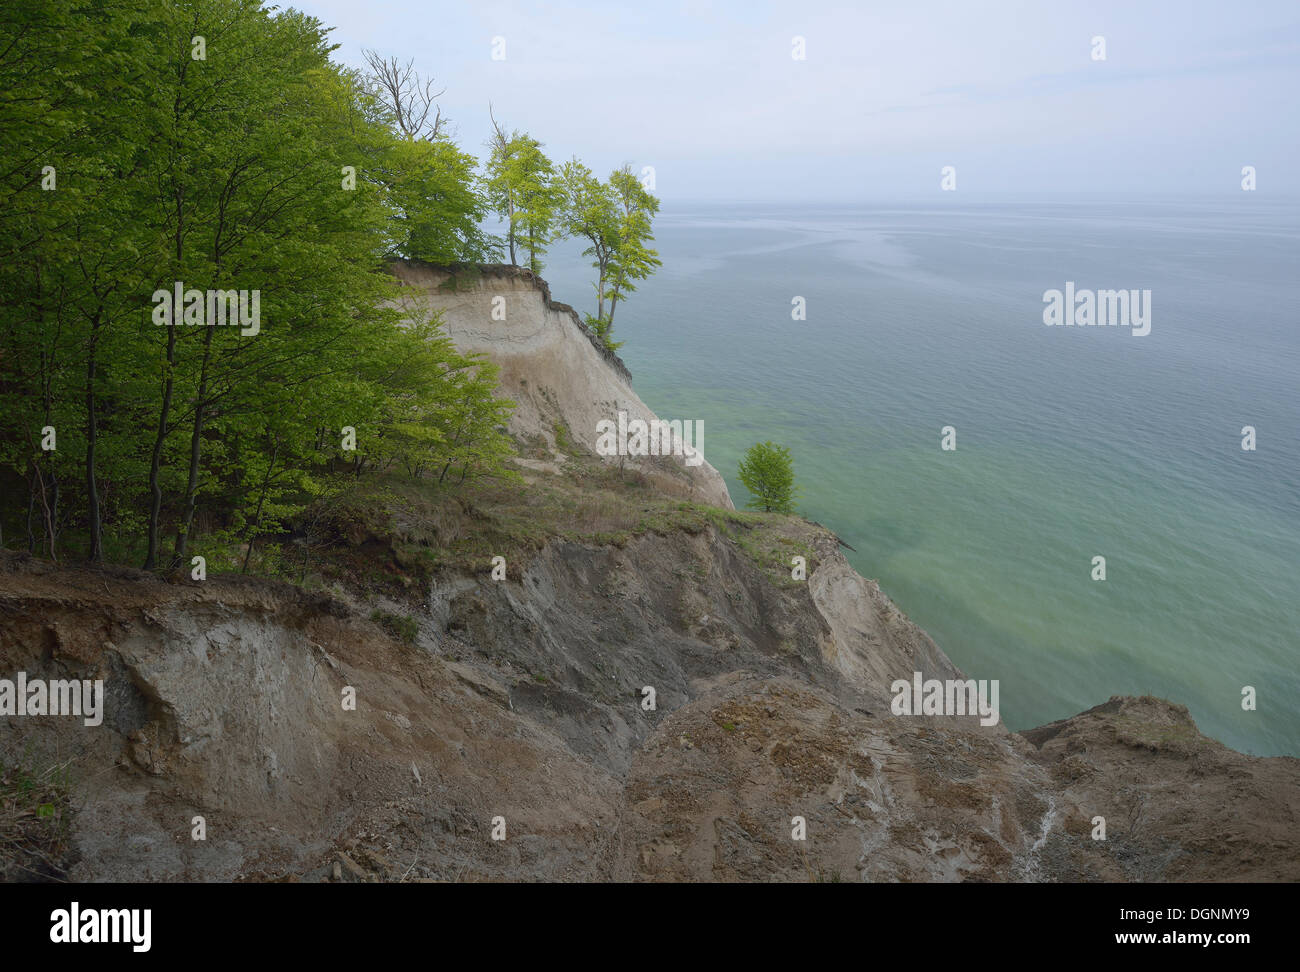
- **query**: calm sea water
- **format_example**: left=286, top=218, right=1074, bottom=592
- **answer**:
left=537, top=197, right=1300, bottom=756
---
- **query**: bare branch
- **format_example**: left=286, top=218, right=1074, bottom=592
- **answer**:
left=488, top=102, right=508, bottom=149
left=362, top=49, right=447, bottom=139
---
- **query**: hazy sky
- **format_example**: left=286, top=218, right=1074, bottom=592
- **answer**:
left=289, top=0, right=1300, bottom=202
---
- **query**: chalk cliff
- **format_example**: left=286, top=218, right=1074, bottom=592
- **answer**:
left=388, top=261, right=733, bottom=510
left=2, top=268, right=1296, bottom=883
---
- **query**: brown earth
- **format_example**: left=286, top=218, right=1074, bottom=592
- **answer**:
left=2, top=526, right=1295, bottom=883
left=2, top=264, right=1294, bottom=882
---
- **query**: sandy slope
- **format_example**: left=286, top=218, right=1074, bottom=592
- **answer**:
left=388, top=262, right=734, bottom=510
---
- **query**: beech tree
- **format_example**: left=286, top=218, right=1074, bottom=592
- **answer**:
left=606, top=165, right=662, bottom=328
left=485, top=110, right=560, bottom=272
left=385, top=134, right=499, bottom=264
left=0, top=0, right=163, bottom=560
left=558, top=161, right=661, bottom=350
left=558, top=159, right=618, bottom=329
left=0, top=0, right=516, bottom=571
left=3, top=2, right=675, bottom=573
left=361, top=49, right=446, bottom=140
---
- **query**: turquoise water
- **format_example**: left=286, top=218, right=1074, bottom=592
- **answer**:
left=538, top=198, right=1300, bottom=756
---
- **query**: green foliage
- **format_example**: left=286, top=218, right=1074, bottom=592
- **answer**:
left=558, top=159, right=618, bottom=324
left=0, top=0, right=515, bottom=571
left=584, top=313, right=623, bottom=353
left=558, top=160, right=660, bottom=350
left=370, top=609, right=419, bottom=645
left=387, top=135, right=501, bottom=264
left=484, top=124, right=560, bottom=272
left=552, top=421, right=574, bottom=454
left=0, top=756, right=74, bottom=878
left=0, top=0, right=669, bottom=576
left=737, top=442, right=798, bottom=514
left=605, top=165, right=662, bottom=326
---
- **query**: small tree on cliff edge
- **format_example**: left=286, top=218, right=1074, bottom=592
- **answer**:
left=558, top=160, right=660, bottom=351
left=738, top=442, right=797, bottom=513
left=485, top=107, right=560, bottom=272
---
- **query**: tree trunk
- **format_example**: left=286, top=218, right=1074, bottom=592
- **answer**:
left=172, top=322, right=216, bottom=566
left=596, top=258, right=608, bottom=321
left=507, top=195, right=517, bottom=265
left=241, top=439, right=279, bottom=573
left=26, top=472, right=36, bottom=553
left=49, top=471, right=59, bottom=556
left=85, top=311, right=103, bottom=562
left=144, top=323, right=176, bottom=569
left=148, top=57, right=189, bottom=571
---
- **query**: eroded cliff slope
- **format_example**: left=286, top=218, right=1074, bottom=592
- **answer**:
left=2, top=515, right=1295, bottom=881
left=2, top=264, right=1296, bottom=883
left=388, top=261, right=733, bottom=510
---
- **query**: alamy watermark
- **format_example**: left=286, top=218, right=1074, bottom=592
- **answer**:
left=0, top=673, right=103, bottom=726
left=595, top=410, right=705, bottom=467
left=50, top=902, right=150, bottom=952
left=151, top=281, right=261, bottom=336
left=890, top=671, right=999, bottom=726
left=1043, top=282, right=1150, bottom=336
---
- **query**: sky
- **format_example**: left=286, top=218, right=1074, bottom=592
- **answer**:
left=286, top=0, right=1300, bottom=202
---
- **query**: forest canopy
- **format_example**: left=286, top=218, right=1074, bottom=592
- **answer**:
left=0, top=0, right=509, bottom=570
left=0, top=0, right=661, bottom=572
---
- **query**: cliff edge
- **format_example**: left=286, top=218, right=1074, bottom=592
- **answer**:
left=388, top=261, right=733, bottom=510
left=2, top=513, right=1295, bottom=881
left=2, top=268, right=1296, bottom=883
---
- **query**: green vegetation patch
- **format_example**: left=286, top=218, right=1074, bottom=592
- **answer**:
left=0, top=757, right=74, bottom=882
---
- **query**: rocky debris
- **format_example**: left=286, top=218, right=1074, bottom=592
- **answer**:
left=1, top=533, right=1296, bottom=883
left=1019, top=696, right=1300, bottom=881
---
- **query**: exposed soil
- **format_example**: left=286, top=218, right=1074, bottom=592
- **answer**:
left=2, top=529, right=1294, bottom=883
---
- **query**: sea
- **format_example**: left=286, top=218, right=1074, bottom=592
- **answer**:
left=535, top=196, right=1300, bottom=756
